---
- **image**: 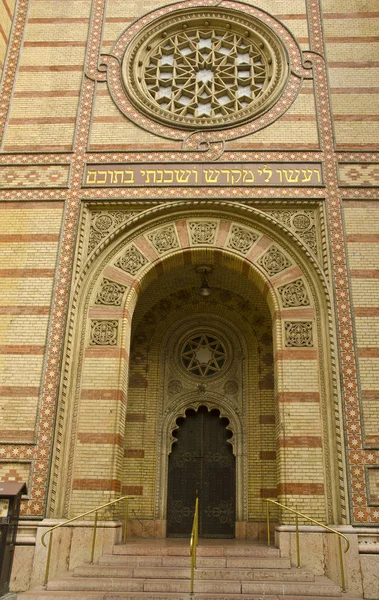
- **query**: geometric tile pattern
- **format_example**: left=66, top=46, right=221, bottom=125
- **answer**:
left=339, top=164, right=379, bottom=187
left=0, top=165, right=69, bottom=188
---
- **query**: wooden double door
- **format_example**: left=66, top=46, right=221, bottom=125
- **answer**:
left=167, top=406, right=235, bottom=538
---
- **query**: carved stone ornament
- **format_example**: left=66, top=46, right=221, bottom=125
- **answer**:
left=168, top=380, right=183, bottom=395
left=224, top=381, right=239, bottom=395
left=266, top=210, right=317, bottom=256
left=95, top=278, right=127, bottom=306
left=189, top=221, right=217, bottom=245
left=115, top=244, right=148, bottom=275
left=258, top=245, right=291, bottom=276
left=122, top=7, right=289, bottom=131
left=227, top=224, right=258, bottom=254
left=147, top=225, right=179, bottom=254
left=88, top=211, right=137, bottom=254
left=284, top=321, right=313, bottom=347
left=90, top=320, right=118, bottom=346
left=181, top=332, right=227, bottom=377
left=278, top=279, right=310, bottom=308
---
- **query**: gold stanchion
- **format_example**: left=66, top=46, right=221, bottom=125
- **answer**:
left=44, top=531, right=53, bottom=586
left=90, top=511, right=98, bottom=563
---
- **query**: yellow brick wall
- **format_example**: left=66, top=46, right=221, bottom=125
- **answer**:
left=0, top=202, right=63, bottom=443
left=344, top=201, right=379, bottom=447
left=3, top=1, right=91, bottom=151
left=322, top=1, right=379, bottom=149
left=0, top=0, right=16, bottom=78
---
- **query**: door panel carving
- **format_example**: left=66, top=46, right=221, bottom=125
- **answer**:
left=167, top=406, right=235, bottom=538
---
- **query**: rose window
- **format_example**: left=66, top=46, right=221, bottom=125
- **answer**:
left=122, top=8, right=288, bottom=130
left=181, top=333, right=226, bottom=377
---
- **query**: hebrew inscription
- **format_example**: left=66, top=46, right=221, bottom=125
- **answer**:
left=84, top=163, right=323, bottom=187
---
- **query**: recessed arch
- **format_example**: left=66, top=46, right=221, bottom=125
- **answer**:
left=50, top=201, right=346, bottom=535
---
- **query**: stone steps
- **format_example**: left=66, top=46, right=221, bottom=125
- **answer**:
left=17, top=538, right=360, bottom=600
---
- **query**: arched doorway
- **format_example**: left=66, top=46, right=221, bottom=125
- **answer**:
left=167, top=405, right=235, bottom=538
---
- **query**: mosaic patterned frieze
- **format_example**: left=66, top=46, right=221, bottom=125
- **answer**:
left=90, top=320, right=118, bottom=346
left=95, top=278, right=127, bottom=306
left=188, top=221, right=218, bottom=245
left=88, top=211, right=137, bottom=254
left=265, top=209, right=318, bottom=257
left=0, top=165, right=69, bottom=188
left=115, top=244, right=148, bottom=276
left=284, top=322, right=313, bottom=348
left=227, top=225, right=258, bottom=254
left=147, top=225, right=180, bottom=254
left=278, top=279, right=310, bottom=308
left=339, top=164, right=379, bottom=187
left=258, top=245, right=291, bottom=276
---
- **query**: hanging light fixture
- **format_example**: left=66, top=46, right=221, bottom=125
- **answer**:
left=198, top=268, right=212, bottom=296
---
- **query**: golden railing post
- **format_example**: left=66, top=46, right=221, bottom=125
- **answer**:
left=190, top=497, right=199, bottom=596
left=90, top=510, right=98, bottom=564
left=123, top=499, right=129, bottom=543
left=338, top=535, right=346, bottom=592
left=266, top=500, right=271, bottom=547
left=295, top=512, right=300, bottom=568
left=43, top=530, right=53, bottom=586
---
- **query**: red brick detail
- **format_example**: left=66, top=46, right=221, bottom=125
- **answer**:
left=124, top=449, right=145, bottom=458
left=9, top=117, right=76, bottom=125
left=355, top=308, right=379, bottom=317
left=278, top=483, right=324, bottom=495
left=122, top=485, right=143, bottom=496
left=0, top=269, right=55, bottom=277
left=350, top=269, right=379, bottom=279
left=275, top=349, right=318, bottom=360
left=0, top=386, right=39, bottom=397
left=0, top=429, right=34, bottom=441
left=126, top=413, right=146, bottom=423
left=77, top=433, right=124, bottom=445
left=347, top=234, right=379, bottom=243
left=279, top=436, right=322, bottom=448
left=81, top=389, right=127, bottom=404
left=278, top=392, right=320, bottom=403
left=84, top=347, right=127, bottom=359
left=0, top=306, right=50, bottom=315
left=275, top=308, right=314, bottom=320
left=0, top=202, right=64, bottom=210
left=260, top=488, right=278, bottom=498
left=260, top=451, right=276, bottom=460
left=358, top=348, right=379, bottom=358
left=0, top=234, right=60, bottom=242
left=260, top=415, right=276, bottom=424
left=365, top=435, right=379, bottom=446
left=72, top=479, right=121, bottom=491
left=176, top=219, right=190, bottom=247
left=0, top=345, right=45, bottom=355
left=128, top=373, right=148, bottom=388
left=362, top=390, right=379, bottom=400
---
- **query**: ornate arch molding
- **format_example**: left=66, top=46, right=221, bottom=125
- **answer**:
left=80, top=201, right=327, bottom=297
left=157, top=392, right=245, bottom=522
left=51, top=200, right=346, bottom=523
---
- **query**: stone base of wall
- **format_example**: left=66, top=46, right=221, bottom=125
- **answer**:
left=10, top=520, right=379, bottom=598
left=276, top=525, right=379, bottom=599
left=11, top=519, right=121, bottom=593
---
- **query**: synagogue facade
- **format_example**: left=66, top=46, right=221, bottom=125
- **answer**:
left=0, top=0, right=378, bottom=596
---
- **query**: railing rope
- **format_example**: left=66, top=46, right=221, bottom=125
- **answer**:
left=41, top=495, right=135, bottom=586
left=264, top=498, right=349, bottom=592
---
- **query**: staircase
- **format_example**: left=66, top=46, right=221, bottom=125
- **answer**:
left=18, top=538, right=361, bottom=600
